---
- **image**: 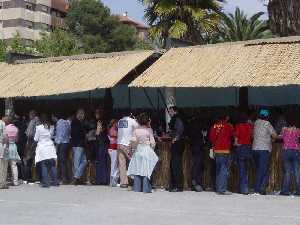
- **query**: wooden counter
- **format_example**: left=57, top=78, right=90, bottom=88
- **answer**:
left=31, top=142, right=284, bottom=192
left=152, top=141, right=284, bottom=192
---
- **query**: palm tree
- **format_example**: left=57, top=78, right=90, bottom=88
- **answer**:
left=140, top=0, right=223, bottom=46
left=267, top=0, right=300, bottom=36
left=214, top=7, right=273, bottom=43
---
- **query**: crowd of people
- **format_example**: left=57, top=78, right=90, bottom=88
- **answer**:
left=0, top=105, right=299, bottom=196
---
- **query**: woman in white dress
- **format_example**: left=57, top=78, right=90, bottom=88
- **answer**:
left=34, top=114, right=58, bottom=188
left=127, top=113, right=158, bottom=193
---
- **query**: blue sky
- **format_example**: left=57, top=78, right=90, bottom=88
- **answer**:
left=101, top=0, right=267, bottom=24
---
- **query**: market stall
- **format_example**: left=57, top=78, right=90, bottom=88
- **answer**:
left=130, top=36, right=300, bottom=192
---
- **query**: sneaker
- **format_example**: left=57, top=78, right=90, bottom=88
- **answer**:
left=217, top=191, right=232, bottom=195
left=120, top=184, right=128, bottom=188
left=71, top=178, right=81, bottom=186
left=169, top=188, right=183, bottom=192
left=192, top=185, right=204, bottom=192
left=259, top=191, right=267, bottom=195
left=280, top=192, right=290, bottom=196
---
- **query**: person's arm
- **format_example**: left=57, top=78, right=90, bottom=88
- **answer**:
left=130, top=129, right=138, bottom=149
left=233, top=126, right=239, bottom=146
left=70, top=120, right=76, bottom=139
left=149, top=129, right=156, bottom=149
left=33, top=126, right=39, bottom=143
left=95, top=121, right=103, bottom=136
left=268, top=123, right=278, bottom=139
left=277, top=127, right=285, bottom=139
left=209, top=126, right=216, bottom=145
left=15, top=129, right=19, bottom=143
left=174, top=118, right=184, bottom=142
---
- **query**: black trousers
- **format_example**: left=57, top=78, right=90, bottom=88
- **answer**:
left=170, top=140, right=184, bottom=190
left=191, top=144, right=203, bottom=186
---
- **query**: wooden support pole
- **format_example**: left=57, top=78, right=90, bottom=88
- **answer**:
left=5, top=98, right=14, bottom=116
left=164, top=87, right=176, bottom=131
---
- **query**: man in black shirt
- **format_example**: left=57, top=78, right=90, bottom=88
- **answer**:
left=169, top=106, right=185, bottom=192
left=71, top=109, right=87, bottom=185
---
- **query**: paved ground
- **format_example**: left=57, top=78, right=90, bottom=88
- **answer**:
left=0, top=184, right=300, bottom=225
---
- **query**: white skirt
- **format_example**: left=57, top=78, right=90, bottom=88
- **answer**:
left=127, top=144, right=158, bottom=179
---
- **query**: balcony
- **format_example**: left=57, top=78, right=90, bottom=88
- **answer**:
left=51, top=16, right=65, bottom=28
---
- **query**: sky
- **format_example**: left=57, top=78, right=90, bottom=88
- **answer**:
left=101, top=0, right=268, bottom=24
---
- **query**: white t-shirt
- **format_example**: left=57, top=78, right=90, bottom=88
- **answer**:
left=252, top=119, right=276, bottom=151
left=117, top=117, right=139, bottom=146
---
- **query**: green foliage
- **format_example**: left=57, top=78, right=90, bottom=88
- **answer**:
left=140, top=0, right=223, bottom=46
left=134, top=39, right=153, bottom=50
left=212, top=7, right=273, bottom=43
left=35, top=28, right=80, bottom=57
left=66, top=0, right=139, bottom=53
left=0, top=40, right=7, bottom=62
left=9, top=33, right=34, bottom=54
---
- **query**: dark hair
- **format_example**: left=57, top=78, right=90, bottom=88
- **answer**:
left=57, top=112, right=67, bottom=120
left=238, top=112, right=249, bottom=123
left=258, top=114, right=268, bottom=120
left=169, top=106, right=178, bottom=112
left=137, top=113, right=150, bottom=126
left=286, top=113, right=297, bottom=127
left=108, top=119, right=118, bottom=128
left=40, top=114, right=50, bottom=128
left=217, top=112, right=228, bottom=121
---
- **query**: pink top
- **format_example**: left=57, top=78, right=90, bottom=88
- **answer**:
left=280, top=127, right=300, bottom=150
left=6, top=124, right=18, bottom=143
left=131, top=126, right=156, bottom=148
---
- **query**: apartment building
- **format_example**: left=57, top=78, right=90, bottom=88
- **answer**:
left=0, top=0, right=68, bottom=44
left=118, top=12, right=149, bottom=42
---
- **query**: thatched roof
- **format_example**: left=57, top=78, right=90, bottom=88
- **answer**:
left=0, top=50, right=155, bottom=98
left=130, top=36, right=300, bottom=88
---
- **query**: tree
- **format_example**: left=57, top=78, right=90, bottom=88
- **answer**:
left=66, top=0, right=139, bottom=53
left=140, top=0, right=223, bottom=46
left=35, top=28, right=80, bottom=57
left=9, top=33, right=34, bottom=54
left=213, top=7, right=273, bottom=43
left=267, top=0, right=300, bottom=36
left=0, top=40, right=7, bottom=62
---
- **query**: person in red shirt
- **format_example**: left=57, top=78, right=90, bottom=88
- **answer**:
left=234, top=113, right=253, bottom=195
left=209, top=113, right=234, bottom=194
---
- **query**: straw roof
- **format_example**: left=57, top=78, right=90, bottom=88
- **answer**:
left=130, top=36, right=300, bottom=88
left=0, top=50, right=154, bottom=97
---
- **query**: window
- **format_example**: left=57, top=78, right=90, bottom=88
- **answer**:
left=38, top=23, right=50, bottom=32
left=25, top=2, right=35, bottom=11
left=24, top=20, right=34, bottom=29
left=40, top=5, right=49, bottom=13
left=0, top=2, right=3, bottom=9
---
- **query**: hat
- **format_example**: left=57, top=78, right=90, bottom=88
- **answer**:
left=259, top=109, right=269, bottom=117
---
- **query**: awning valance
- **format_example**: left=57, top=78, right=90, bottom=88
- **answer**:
left=130, top=37, right=300, bottom=88
left=0, top=50, right=154, bottom=97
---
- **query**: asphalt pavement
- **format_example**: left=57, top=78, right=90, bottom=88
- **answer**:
left=0, top=184, right=300, bottom=225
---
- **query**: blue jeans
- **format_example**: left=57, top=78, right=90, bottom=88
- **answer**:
left=282, top=150, right=300, bottom=194
left=253, top=150, right=270, bottom=193
left=133, top=175, right=152, bottom=193
left=40, top=159, right=58, bottom=187
left=237, top=145, right=252, bottom=193
left=215, top=154, right=230, bottom=193
left=57, top=143, right=69, bottom=182
left=73, top=147, right=87, bottom=179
